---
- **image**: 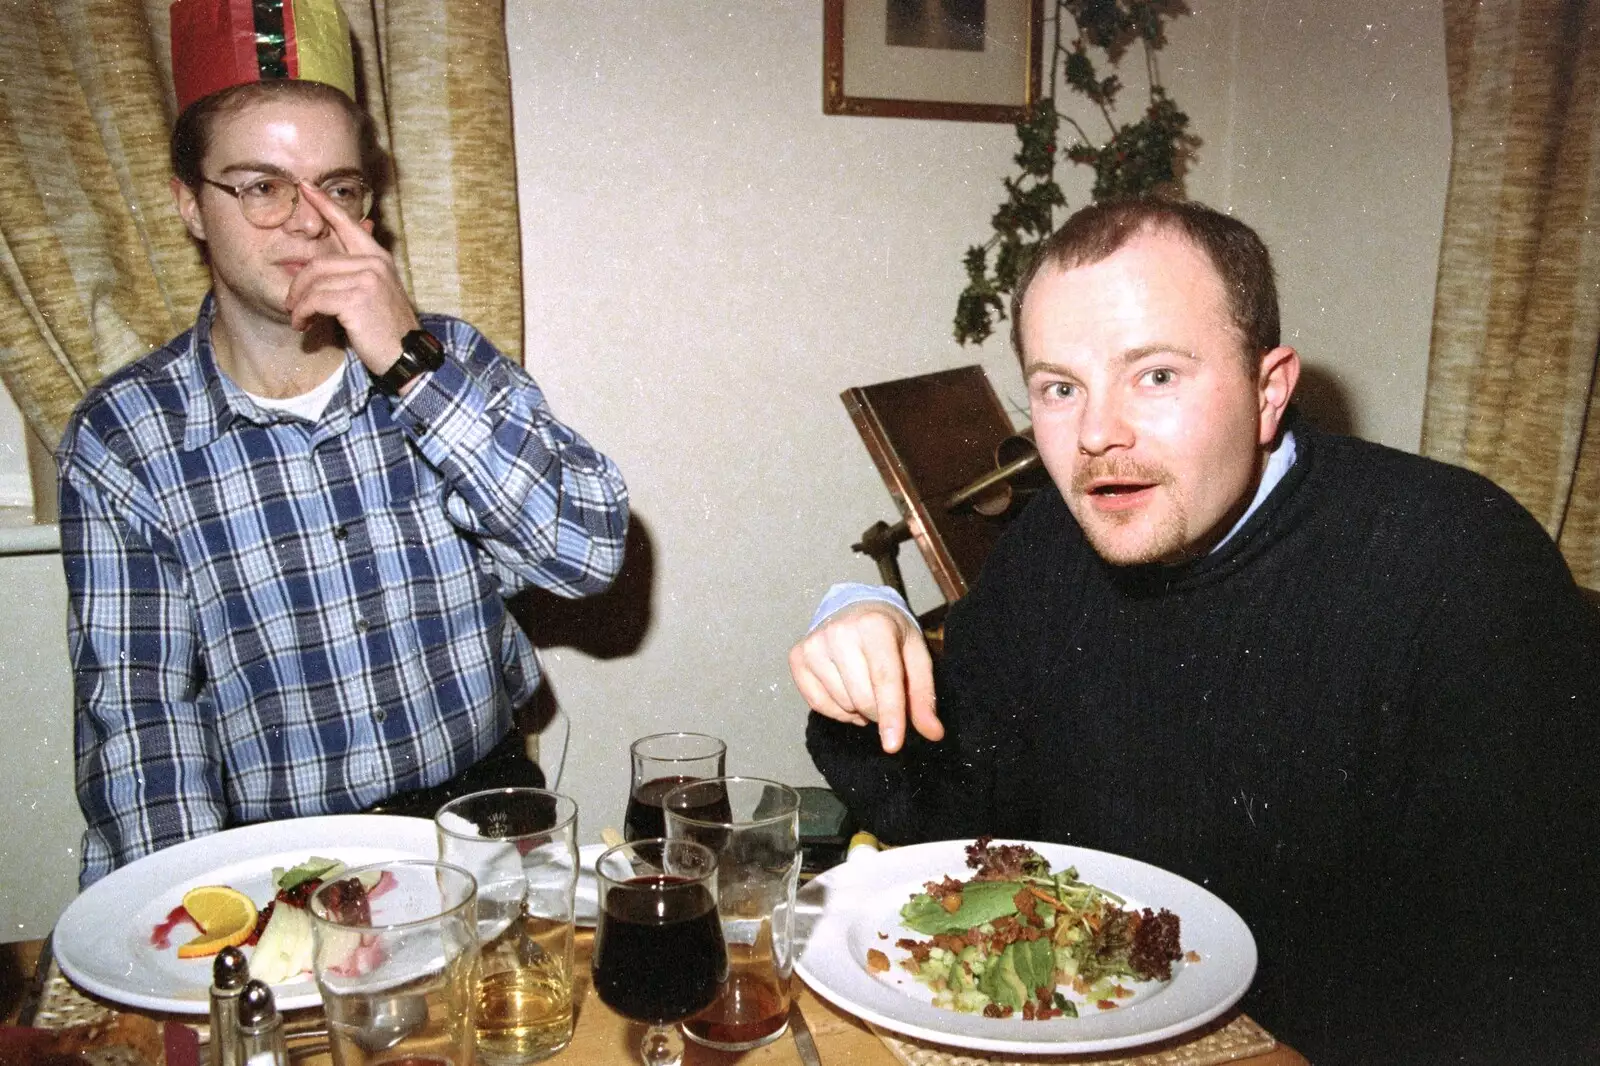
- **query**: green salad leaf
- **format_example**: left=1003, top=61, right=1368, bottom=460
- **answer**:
left=272, top=856, right=345, bottom=892
left=901, top=879, right=1023, bottom=934
left=886, top=838, right=1185, bottom=1021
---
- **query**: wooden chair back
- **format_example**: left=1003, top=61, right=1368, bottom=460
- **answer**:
left=841, top=365, right=1029, bottom=606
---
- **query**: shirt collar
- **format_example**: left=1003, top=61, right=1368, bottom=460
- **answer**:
left=1209, top=428, right=1298, bottom=555
left=180, top=294, right=376, bottom=450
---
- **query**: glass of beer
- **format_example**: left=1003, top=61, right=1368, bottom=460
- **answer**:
left=310, top=859, right=478, bottom=1066
left=624, top=732, right=727, bottom=841
left=436, top=788, right=581, bottom=1064
left=664, top=776, right=802, bottom=1051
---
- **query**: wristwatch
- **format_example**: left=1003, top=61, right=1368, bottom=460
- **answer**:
left=371, top=328, right=445, bottom=395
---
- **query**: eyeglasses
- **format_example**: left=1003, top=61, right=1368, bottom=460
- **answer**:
left=200, top=174, right=374, bottom=229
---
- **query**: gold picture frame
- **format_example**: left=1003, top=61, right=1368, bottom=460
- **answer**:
left=823, top=0, right=1044, bottom=123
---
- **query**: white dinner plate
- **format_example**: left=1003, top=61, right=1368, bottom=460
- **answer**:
left=53, top=814, right=437, bottom=1014
left=795, top=839, right=1256, bottom=1055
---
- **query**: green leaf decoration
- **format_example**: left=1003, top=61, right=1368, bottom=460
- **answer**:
left=954, top=1, right=1198, bottom=347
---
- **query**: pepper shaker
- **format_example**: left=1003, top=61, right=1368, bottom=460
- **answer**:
left=208, top=946, right=249, bottom=1066
left=236, top=979, right=289, bottom=1066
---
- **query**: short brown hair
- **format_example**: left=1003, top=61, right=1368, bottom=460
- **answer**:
left=1009, top=198, right=1280, bottom=366
left=170, top=80, right=386, bottom=192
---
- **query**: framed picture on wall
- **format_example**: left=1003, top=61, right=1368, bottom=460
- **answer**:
left=823, top=0, right=1044, bottom=122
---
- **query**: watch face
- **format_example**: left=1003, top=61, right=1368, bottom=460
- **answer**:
left=374, top=329, right=445, bottom=394
left=403, top=328, right=446, bottom=369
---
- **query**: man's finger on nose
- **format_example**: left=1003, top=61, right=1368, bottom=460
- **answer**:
left=297, top=180, right=379, bottom=254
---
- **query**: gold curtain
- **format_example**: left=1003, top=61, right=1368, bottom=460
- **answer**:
left=1422, top=0, right=1600, bottom=584
left=0, top=0, right=523, bottom=453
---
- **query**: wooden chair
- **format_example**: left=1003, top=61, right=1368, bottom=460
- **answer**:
left=841, top=366, right=1046, bottom=634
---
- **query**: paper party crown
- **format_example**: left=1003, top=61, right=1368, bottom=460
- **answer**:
left=170, top=0, right=356, bottom=113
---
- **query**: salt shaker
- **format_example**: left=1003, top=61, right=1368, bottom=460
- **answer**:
left=236, top=979, right=289, bottom=1066
left=208, top=946, right=249, bottom=1066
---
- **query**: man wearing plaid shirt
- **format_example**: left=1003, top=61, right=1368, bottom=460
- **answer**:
left=59, top=79, right=628, bottom=886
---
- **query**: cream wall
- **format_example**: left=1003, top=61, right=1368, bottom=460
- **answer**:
left=0, top=553, right=76, bottom=939
left=1191, top=1, right=1452, bottom=450
left=503, top=0, right=1450, bottom=841
left=0, top=0, right=1450, bottom=938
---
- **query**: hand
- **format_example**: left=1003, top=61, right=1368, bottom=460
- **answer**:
left=789, top=602, right=943, bottom=753
left=283, top=181, right=419, bottom=374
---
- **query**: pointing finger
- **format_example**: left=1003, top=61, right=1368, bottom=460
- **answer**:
left=297, top=179, right=380, bottom=255
left=901, top=633, right=943, bottom=742
left=866, top=647, right=909, bottom=753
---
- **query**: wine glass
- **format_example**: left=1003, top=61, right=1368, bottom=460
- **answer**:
left=591, top=839, right=727, bottom=1066
left=624, top=732, right=726, bottom=841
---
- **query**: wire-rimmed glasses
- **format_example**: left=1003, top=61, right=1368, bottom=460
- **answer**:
left=200, top=174, right=373, bottom=229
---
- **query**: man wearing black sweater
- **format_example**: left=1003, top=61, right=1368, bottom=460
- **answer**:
left=792, top=200, right=1599, bottom=1064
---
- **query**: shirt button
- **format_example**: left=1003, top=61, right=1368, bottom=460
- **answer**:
left=334, top=526, right=348, bottom=540
left=374, top=708, right=388, bottom=723
left=355, top=617, right=370, bottom=633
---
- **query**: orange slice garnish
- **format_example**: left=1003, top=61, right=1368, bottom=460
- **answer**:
left=176, top=885, right=258, bottom=959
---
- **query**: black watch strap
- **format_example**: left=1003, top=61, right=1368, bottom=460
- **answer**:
left=372, top=328, right=446, bottom=395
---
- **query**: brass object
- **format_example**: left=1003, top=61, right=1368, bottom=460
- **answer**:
left=849, top=437, right=1042, bottom=591
left=842, top=365, right=1044, bottom=613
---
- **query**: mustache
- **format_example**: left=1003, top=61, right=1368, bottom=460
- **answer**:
left=1071, top=459, right=1172, bottom=495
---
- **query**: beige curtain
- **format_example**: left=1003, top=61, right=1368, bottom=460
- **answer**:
left=0, top=0, right=523, bottom=453
left=1422, top=0, right=1600, bottom=585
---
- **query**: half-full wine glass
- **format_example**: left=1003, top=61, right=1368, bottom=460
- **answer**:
left=624, top=732, right=727, bottom=841
left=591, top=839, right=727, bottom=1066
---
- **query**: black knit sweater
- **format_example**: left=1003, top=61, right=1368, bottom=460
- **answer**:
left=808, top=423, right=1600, bottom=1064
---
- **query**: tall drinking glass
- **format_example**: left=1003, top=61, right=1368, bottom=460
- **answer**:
left=591, top=839, right=727, bottom=1066
left=436, top=788, right=580, bottom=1064
left=624, top=732, right=727, bottom=841
left=665, top=776, right=802, bottom=1051
left=309, top=859, right=478, bottom=1066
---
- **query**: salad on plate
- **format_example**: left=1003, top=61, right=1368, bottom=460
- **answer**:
left=872, top=838, right=1188, bottom=1021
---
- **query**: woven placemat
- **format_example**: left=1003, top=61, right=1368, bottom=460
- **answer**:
left=870, top=1012, right=1276, bottom=1066
left=22, top=956, right=170, bottom=1066
left=30, top=956, right=120, bottom=1031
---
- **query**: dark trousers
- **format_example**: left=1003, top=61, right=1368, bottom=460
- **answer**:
left=363, top=731, right=546, bottom=818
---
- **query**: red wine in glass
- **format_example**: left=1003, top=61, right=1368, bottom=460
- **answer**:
left=625, top=776, right=733, bottom=842
left=624, top=733, right=727, bottom=842
left=592, top=840, right=728, bottom=1066
left=592, top=875, right=726, bottom=1022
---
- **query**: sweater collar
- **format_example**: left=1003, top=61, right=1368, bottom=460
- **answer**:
left=1102, top=410, right=1318, bottom=594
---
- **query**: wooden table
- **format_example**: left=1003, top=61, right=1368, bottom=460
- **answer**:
left=2, top=935, right=1308, bottom=1066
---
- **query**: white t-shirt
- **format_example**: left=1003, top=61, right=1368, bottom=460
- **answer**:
left=244, top=365, right=345, bottom=422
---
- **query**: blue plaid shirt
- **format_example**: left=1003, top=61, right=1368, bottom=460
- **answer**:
left=60, top=297, right=629, bottom=886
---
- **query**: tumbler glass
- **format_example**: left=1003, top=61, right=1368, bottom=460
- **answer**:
left=310, top=859, right=478, bottom=1066
left=664, top=776, right=802, bottom=1051
left=436, top=787, right=580, bottom=1064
